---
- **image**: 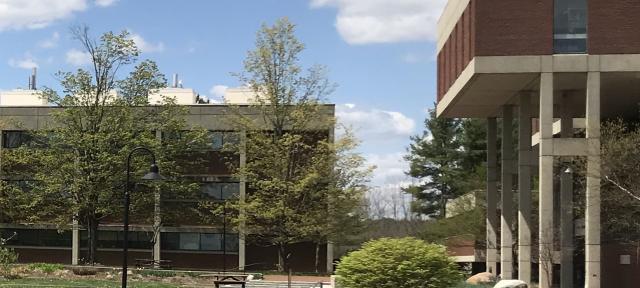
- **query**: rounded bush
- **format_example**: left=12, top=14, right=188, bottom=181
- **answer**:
left=335, top=237, right=462, bottom=288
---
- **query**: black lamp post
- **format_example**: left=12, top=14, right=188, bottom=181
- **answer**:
left=122, top=147, right=164, bottom=288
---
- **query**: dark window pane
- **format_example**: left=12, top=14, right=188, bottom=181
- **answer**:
left=161, top=232, right=180, bottom=250
left=200, top=233, right=222, bottom=251
left=554, top=0, right=587, bottom=53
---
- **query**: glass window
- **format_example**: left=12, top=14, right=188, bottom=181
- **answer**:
left=210, top=132, right=224, bottom=150
left=200, top=233, right=222, bottom=251
left=179, top=233, right=200, bottom=250
left=554, top=0, right=587, bottom=53
left=202, top=182, right=222, bottom=198
left=225, top=234, right=239, bottom=252
left=161, top=232, right=179, bottom=250
left=2, top=131, right=31, bottom=149
left=221, top=183, right=239, bottom=200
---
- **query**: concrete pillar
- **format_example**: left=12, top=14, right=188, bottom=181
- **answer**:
left=560, top=94, right=574, bottom=288
left=72, top=218, right=79, bottom=265
left=538, top=72, right=554, bottom=288
left=153, top=130, right=162, bottom=265
left=486, top=118, right=499, bottom=275
left=238, top=130, right=247, bottom=271
left=327, top=242, right=334, bottom=273
left=501, top=106, right=515, bottom=280
left=585, top=72, right=601, bottom=288
left=518, top=94, right=532, bottom=284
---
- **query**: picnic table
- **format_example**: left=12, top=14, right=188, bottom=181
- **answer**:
left=213, top=274, right=249, bottom=288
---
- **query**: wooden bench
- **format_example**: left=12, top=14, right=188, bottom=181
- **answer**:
left=213, top=274, right=249, bottom=288
left=134, top=259, right=173, bottom=269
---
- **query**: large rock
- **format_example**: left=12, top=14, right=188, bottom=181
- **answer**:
left=466, top=272, right=497, bottom=285
left=493, top=279, right=528, bottom=288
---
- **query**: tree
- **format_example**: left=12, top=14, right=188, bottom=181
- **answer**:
left=404, top=108, right=462, bottom=219
left=0, top=26, right=207, bottom=264
left=219, top=18, right=369, bottom=277
left=335, top=237, right=462, bottom=288
left=403, top=109, right=487, bottom=219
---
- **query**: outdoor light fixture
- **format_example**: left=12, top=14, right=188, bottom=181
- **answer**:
left=122, top=147, right=164, bottom=288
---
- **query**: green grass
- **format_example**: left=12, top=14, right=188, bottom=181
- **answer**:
left=26, top=263, right=65, bottom=273
left=0, top=278, right=180, bottom=288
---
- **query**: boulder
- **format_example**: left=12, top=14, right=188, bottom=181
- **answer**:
left=493, top=279, right=528, bottom=288
left=466, top=272, right=497, bottom=284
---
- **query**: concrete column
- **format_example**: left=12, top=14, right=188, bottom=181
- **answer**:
left=238, top=130, right=247, bottom=271
left=501, top=106, right=515, bottom=280
left=72, top=218, right=79, bottom=265
left=153, top=130, right=162, bottom=265
left=486, top=118, right=499, bottom=275
left=538, top=72, right=555, bottom=288
left=560, top=94, right=574, bottom=288
left=585, top=72, right=601, bottom=288
left=518, top=94, right=532, bottom=284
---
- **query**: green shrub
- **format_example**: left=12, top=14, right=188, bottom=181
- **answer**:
left=71, top=266, right=98, bottom=276
left=137, top=269, right=177, bottom=278
left=335, top=237, right=462, bottom=288
left=0, top=246, right=18, bottom=277
left=27, top=263, right=64, bottom=273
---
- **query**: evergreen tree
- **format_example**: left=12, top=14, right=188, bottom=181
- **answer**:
left=404, top=108, right=462, bottom=219
left=404, top=110, right=487, bottom=219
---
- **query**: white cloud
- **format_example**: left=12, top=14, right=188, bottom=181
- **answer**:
left=39, top=31, right=60, bottom=48
left=311, top=0, right=447, bottom=44
left=0, top=0, right=88, bottom=31
left=95, top=0, right=117, bottom=7
left=336, top=103, right=415, bottom=139
left=210, top=85, right=228, bottom=98
left=8, top=54, right=39, bottom=69
left=366, top=152, right=412, bottom=186
left=129, top=33, right=165, bottom=53
left=65, top=48, right=91, bottom=66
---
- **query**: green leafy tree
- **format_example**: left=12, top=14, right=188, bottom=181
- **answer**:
left=0, top=26, right=207, bottom=264
left=218, top=18, right=369, bottom=276
left=335, top=237, right=462, bottom=288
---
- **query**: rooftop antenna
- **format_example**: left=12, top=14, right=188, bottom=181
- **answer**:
left=31, top=67, right=37, bottom=90
left=172, top=73, right=178, bottom=88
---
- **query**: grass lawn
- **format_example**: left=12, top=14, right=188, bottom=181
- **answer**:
left=0, top=278, right=180, bottom=288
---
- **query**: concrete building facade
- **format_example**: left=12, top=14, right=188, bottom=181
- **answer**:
left=437, top=0, right=640, bottom=287
left=0, top=80, right=335, bottom=273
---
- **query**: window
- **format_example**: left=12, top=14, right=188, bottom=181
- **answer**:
left=200, top=233, right=222, bottom=251
left=179, top=233, right=200, bottom=250
left=2, top=131, right=32, bottom=148
left=79, top=230, right=153, bottom=249
left=0, top=229, right=71, bottom=247
left=161, top=232, right=239, bottom=252
left=201, top=182, right=239, bottom=200
left=208, top=131, right=240, bottom=150
left=554, top=0, right=587, bottom=53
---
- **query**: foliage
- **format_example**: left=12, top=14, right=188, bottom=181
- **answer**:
left=0, top=233, right=17, bottom=278
left=335, top=237, right=462, bottom=288
left=404, top=108, right=486, bottom=218
left=0, top=278, right=180, bottom=287
left=600, top=119, right=640, bottom=241
left=136, top=269, right=177, bottom=278
left=26, top=263, right=64, bottom=274
left=0, top=26, right=208, bottom=264
left=214, top=18, right=370, bottom=273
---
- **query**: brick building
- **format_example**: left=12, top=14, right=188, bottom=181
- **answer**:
left=437, top=0, right=640, bottom=287
left=0, top=75, right=334, bottom=273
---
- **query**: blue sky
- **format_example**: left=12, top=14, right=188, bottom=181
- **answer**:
left=0, top=0, right=447, bottom=187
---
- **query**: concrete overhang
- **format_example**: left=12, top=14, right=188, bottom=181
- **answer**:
left=437, top=54, right=640, bottom=119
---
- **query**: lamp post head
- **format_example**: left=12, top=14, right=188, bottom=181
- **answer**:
left=142, top=163, right=165, bottom=181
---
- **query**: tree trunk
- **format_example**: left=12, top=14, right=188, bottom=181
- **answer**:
left=87, top=216, right=99, bottom=265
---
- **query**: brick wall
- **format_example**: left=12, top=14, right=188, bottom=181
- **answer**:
left=437, top=0, right=554, bottom=102
left=589, top=0, right=640, bottom=54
